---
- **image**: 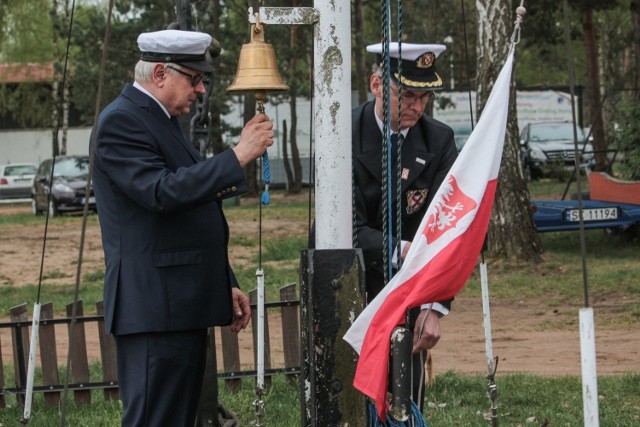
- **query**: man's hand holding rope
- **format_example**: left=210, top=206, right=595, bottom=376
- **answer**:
left=400, top=242, right=443, bottom=352
left=413, top=308, right=441, bottom=353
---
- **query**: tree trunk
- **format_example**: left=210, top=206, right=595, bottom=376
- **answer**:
left=476, top=0, right=542, bottom=262
left=207, top=0, right=225, bottom=155
left=282, top=119, right=293, bottom=188
left=353, top=0, right=368, bottom=104
left=61, top=81, right=69, bottom=155
left=582, top=7, right=609, bottom=172
left=287, top=10, right=303, bottom=194
left=51, top=80, right=60, bottom=157
left=50, top=0, right=60, bottom=157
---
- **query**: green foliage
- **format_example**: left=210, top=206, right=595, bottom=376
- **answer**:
left=613, top=96, right=640, bottom=180
left=0, top=0, right=53, bottom=62
left=0, top=83, right=52, bottom=128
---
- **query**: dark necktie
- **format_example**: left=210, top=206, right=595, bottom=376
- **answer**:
left=390, top=133, right=399, bottom=173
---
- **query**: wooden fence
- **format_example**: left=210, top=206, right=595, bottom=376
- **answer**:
left=0, top=284, right=300, bottom=408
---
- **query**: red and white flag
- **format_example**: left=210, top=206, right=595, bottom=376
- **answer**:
left=343, top=50, right=515, bottom=420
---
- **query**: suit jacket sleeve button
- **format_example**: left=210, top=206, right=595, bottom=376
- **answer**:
left=217, top=192, right=222, bottom=197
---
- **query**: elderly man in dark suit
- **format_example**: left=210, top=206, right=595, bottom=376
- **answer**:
left=352, top=42, right=458, bottom=410
left=92, top=29, right=274, bottom=426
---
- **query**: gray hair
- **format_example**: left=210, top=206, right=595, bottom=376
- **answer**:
left=134, top=60, right=156, bottom=82
left=134, top=61, right=181, bottom=83
left=372, top=62, right=383, bottom=77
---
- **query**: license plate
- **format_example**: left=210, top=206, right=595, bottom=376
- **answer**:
left=81, top=197, right=96, bottom=204
left=565, top=207, right=618, bottom=222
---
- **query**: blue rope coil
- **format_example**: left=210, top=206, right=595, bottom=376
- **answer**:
left=261, top=152, right=270, bottom=205
left=367, top=401, right=428, bottom=427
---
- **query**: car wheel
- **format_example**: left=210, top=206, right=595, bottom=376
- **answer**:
left=31, top=199, right=42, bottom=216
left=48, top=199, right=59, bottom=217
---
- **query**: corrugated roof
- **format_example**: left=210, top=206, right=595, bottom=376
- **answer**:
left=0, top=63, right=54, bottom=83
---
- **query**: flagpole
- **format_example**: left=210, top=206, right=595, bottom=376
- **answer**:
left=480, top=257, right=499, bottom=426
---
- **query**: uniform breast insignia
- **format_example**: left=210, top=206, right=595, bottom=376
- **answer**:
left=401, top=168, right=410, bottom=180
left=406, top=188, right=428, bottom=214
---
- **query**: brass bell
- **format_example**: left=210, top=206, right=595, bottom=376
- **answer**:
left=227, top=14, right=289, bottom=113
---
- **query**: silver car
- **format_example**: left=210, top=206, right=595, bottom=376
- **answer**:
left=520, top=122, right=594, bottom=179
left=0, top=163, right=37, bottom=200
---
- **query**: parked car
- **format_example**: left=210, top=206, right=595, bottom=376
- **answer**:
left=531, top=199, right=640, bottom=235
left=455, top=126, right=531, bottom=180
left=530, top=171, right=640, bottom=240
left=31, top=155, right=96, bottom=216
left=520, top=121, right=595, bottom=179
left=0, top=163, right=37, bottom=200
left=452, top=127, right=472, bottom=152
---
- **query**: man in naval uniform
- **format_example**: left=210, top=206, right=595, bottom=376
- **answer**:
left=93, top=29, right=274, bottom=426
left=352, top=42, right=458, bottom=410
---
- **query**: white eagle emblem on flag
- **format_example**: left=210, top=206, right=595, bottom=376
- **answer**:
left=424, top=176, right=476, bottom=243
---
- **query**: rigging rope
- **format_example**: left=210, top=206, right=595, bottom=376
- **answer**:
left=394, top=1, right=404, bottom=271
left=381, top=0, right=392, bottom=285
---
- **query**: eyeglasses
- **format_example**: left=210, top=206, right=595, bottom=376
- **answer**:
left=166, top=64, right=206, bottom=87
left=391, top=85, right=431, bottom=105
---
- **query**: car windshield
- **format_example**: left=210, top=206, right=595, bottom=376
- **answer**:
left=529, top=123, right=586, bottom=142
left=53, top=158, right=89, bottom=178
left=4, top=165, right=36, bottom=176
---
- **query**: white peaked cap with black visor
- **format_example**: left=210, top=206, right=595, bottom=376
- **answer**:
left=367, top=42, right=446, bottom=91
left=138, top=29, right=214, bottom=73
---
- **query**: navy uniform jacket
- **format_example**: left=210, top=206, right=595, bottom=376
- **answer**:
left=352, top=101, right=458, bottom=301
left=93, top=83, right=247, bottom=335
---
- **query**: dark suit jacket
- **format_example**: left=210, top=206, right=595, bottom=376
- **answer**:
left=353, top=101, right=458, bottom=301
left=93, top=83, right=247, bottom=335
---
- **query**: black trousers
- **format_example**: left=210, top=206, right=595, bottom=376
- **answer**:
left=114, top=329, right=208, bottom=427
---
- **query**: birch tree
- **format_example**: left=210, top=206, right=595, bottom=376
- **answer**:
left=476, top=0, right=542, bottom=261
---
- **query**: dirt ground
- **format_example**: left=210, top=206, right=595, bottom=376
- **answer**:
left=1, top=200, right=638, bottom=377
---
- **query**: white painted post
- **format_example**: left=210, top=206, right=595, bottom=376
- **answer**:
left=313, top=0, right=352, bottom=250
left=580, top=307, right=600, bottom=427
left=480, top=263, right=494, bottom=373
left=22, top=302, right=41, bottom=423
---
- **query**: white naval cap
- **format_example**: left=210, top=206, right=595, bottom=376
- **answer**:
left=366, top=42, right=446, bottom=91
left=137, top=29, right=214, bottom=73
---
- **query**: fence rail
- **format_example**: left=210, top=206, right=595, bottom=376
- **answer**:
left=0, top=284, right=300, bottom=408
